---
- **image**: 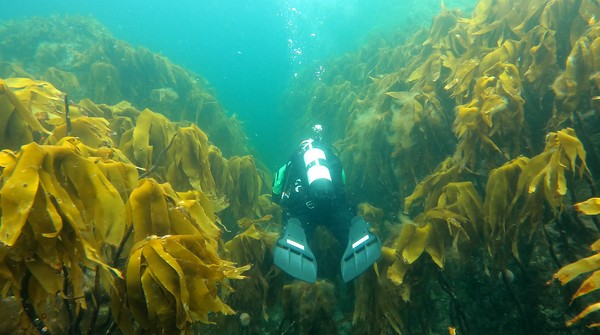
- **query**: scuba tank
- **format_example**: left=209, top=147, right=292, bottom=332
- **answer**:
left=301, top=138, right=335, bottom=202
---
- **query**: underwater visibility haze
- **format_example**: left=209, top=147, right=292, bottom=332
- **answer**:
left=2, top=0, right=600, bottom=334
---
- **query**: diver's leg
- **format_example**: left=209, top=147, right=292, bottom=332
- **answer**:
left=286, top=210, right=318, bottom=244
left=326, top=203, right=353, bottom=249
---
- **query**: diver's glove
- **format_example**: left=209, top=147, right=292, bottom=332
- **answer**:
left=341, top=216, right=382, bottom=282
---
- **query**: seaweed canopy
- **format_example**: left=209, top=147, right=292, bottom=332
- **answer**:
left=282, top=280, right=337, bottom=335
left=0, top=142, right=124, bottom=333
left=377, top=176, right=483, bottom=329
left=340, top=103, right=393, bottom=196
left=125, top=178, right=221, bottom=246
left=395, top=181, right=482, bottom=271
left=358, top=202, right=384, bottom=228
left=120, top=108, right=178, bottom=174
left=368, top=172, right=485, bottom=334
left=48, top=117, right=115, bottom=148
left=386, top=88, right=449, bottom=197
left=509, top=128, right=589, bottom=224
left=110, top=178, right=249, bottom=334
left=122, top=235, right=250, bottom=334
left=352, top=253, right=406, bottom=335
left=0, top=78, right=55, bottom=150
left=404, top=158, right=460, bottom=213
left=208, top=145, right=234, bottom=198
left=54, top=136, right=138, bottom=202
left=480, top=128, right=589, bottom=265
left=227, top=155, right=262, bottom=220
left=68, top=36, right=250, bottom=157
left=483, top=157, right=528, bottom=262
left=166, top=124, right=216, bottom=195
left=549, top=24, right=600, bottom=129
left=551, top=198, right=600, bottom=328
left=222, top=224, right=279, bottom=321
left=42, top=67, right=81, bottom=95
left=452, top=63, right=526, bottom=169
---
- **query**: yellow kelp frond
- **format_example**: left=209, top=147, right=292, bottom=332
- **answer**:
left=91, top=157, right=138, bottom=203
left=566, top=303, right=600, bottom=327
left=407, top=51, right=443, bottom=86
left=0, top=142, right=123, bottom=331
left=237, top=215, right=274, bottom=230
left=549, top=127, right=590, bottom=178
left=452, top=63, right=526, bottom=169
left=228, top=155, right=262, bottom=220
left=550, top=37, right=591, bottom=128
left=121, top=108, right=177, bottom=173
left=444, top=59, right=479, bottom=101
left=387, top=89, right=448, bottom=195
left=175, top=189, right=224, bottom=242
left=47, top=117, right=115, bottom=148
left=552, top=252, right=600, bottom=327
left=552, top=193, right=600, bottom=328
left=510, top=128, right=589, bottom=222
left=404, top=158, right=460, bottom=213
left=41, top=67, right=80, bottom=94
left=358, top=203, right=384, bottom=227
left=122, top=235, right=249, bottom=333
left=223, top=224, right=279, bottom=321
left=0, top=78, right=58, bottom=151
left=208, top=145, right=234, bottom=196
left=478, top=41, right=520, bottom=74
left=257, top=167, right=274, bottom=196
left=575, top=198, right=600, bottom=215
left=437, top=182, right=484, bottom=239
left=522, top=26, right=558, bottom=96
left=0, top=61, right=33, bottom=79
left=397, top=182, right=479, bottom=271
left=166, top=124, right=216, bottom=195
left=225, top=223, right=278, bottom=262
left=0, top=142, right=125, bottom=247
left=256, top=194, right=282, bottom=229
left=423, top=0, right=463, bottom=48
left=394, top=222, right=435, bottom=266
left=0, top=81, right=34, bottom=151
left=125, top=178, right=220, bottom=248
left=88, top=62, right=121, bottom=104
left=1, top=78, right=59, bottom=136
left=109, top=116, right=135, bottom=146
left=75, top=98, right=106, bottom=118
left=55, top=136, right=133, bottom=164
left=109, top=100, right=142, bottom=122
left=483, top=157, right=528, bottom=259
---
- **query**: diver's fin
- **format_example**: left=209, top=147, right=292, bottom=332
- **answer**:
left=273, top=218, right=317, bottom=284
left=341, top=216, right=382, bottom=283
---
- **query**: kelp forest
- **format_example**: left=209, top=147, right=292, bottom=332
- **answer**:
left=2, top=0, right=600, bottom=334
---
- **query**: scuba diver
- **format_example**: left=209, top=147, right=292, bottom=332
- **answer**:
left=272, top=125, right=382, bottom=284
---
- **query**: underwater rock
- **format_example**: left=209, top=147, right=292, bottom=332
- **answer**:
left=499, top=269, right=515, bottom=283
left=239, top=312, right=251, bottom=327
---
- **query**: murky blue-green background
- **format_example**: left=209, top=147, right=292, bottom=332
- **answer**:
left=1, top=0, right=474, bottom=168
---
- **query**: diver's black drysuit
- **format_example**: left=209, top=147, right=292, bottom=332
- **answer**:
left=272, top=141, right=352, bottom=248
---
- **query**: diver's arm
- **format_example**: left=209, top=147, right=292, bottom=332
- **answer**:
left=272, top=161, right=291, bottom=205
